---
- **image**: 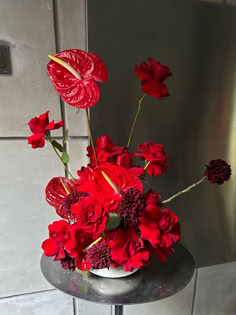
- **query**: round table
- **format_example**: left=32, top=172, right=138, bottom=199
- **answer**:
left=41, top=243, right=195, bottom=315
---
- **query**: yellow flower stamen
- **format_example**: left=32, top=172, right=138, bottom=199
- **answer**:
left=101, top=171, right=120, bottom=193
left=82, top=236, right=102, bottom=253
left=59, top=177, right=70, bottom=195
left=48, top=54, right=82, bottom=79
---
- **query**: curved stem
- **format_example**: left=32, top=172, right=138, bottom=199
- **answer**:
left=47, top=134, right=75, bottom=180
left=127, top=94, right=147, bottom=148
left=85, top=108, right=98, bottom=165
left=161, top=176, right=207, bottom=205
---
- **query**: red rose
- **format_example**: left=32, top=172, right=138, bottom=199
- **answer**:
left=42, top=220, right=72, bottom=260
left=135, top=142, right=169, bottom=176
left=71, top=196, right=108, bottom=235
left=107, top=228, right=150, bottom=271
left=139, top=204, right=180, bottom=248
left=47, top=49, right=108, bottom=108
left=27, top=111, right=64, bottom=148
left=134, top=58, right=172, bottom=99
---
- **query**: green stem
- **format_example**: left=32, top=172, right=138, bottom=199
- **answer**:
left=85, top=108, right=98, bottom=165
left=47, top=134, right=75, bottom=180
left=127, top=94, right=147, bottom=148
left=161, top=176, right=207, bottom=205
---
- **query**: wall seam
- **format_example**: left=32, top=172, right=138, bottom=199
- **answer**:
left=190, top=268, right=199, bottom=315
left=52, top=0, right=69, bottom=177
left=0, top=288, right=56, bottom=300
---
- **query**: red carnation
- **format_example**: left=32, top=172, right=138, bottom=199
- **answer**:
left=134, top=58, right=172, bottom=99
left=27, top=111, right=64, bottom=148
left=47, top=49, right=108, bottom=108
left=139, top=204, right=180, bottom=248
left=145, top=189, right=161, bottom=206
left=71, top=196, right=108, bottom=235
left=87, top=135, right=133, bottom=169
left=204, top=159, right=231, bottom=185
left=135, top=142, right=169, bottom=176
left=107, top=228, right=150, bottom=271
left=42, top=220, right=73, bottom=261
left=45, top=177, right=88, bottom=221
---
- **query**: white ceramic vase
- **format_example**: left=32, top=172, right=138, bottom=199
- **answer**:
left=89, top=265, right=139, bottom=278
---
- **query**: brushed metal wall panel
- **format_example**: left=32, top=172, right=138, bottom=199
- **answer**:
left=0, top=0, right=62, bottom=137
left=0, top=290, right=73, bottom=315
left=56, top=0, right=88, bottom=137
left=88, top=0, right=236, bottom=267
left=0, top=141, right=64, bottom=297
left=193, top=261, right=236, bottom=315
left=67, top=138, right=89, bottom=176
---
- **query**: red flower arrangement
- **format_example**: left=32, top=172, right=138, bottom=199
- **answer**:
left=27, top=49, right=232, bottom=274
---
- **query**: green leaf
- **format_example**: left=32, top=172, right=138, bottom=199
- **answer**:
left=63, top=129, right=69, bottom=144
left=62, top=151, right=69, bottom=163
left=106, top=212, right=122, bottom=230
left=101, top=231, right=105, bottom=237
left=52, top=140, right=64, bottom=152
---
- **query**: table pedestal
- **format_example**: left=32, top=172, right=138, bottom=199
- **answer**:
left=111, top=305, right=123, bottom=315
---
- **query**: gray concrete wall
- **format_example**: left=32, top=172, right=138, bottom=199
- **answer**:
left=0, top=0, right=235, bottom=314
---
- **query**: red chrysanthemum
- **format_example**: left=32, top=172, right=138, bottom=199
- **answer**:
left=45, top=177, right=88, bottom=221
left=27, top=111, right=64, bottom=148
left=204, top=159, right=231, bottom=185
left=134, top=58, right=172, bottom=99
left=47, top=49, right=108, bottom=108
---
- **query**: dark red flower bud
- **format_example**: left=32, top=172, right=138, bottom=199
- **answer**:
left=204, top=159, right=231, bottom=185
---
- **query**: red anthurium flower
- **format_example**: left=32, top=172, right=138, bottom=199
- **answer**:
left=135, top=142, right=169, bottom=176
left=45, top=177, right=88, bottom=221
left=47, top=49, right=108, bottom=108
left=139, top=204, right=180, bottom=248
left=134, top=58, right=172, bottom=99
left=71, top=195, right=108, bottom=235
left=27, top=111, right=64, bottom=148
left=78, top=163, right=143, bottom=212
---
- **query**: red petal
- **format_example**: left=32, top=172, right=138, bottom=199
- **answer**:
left=42, top=239, right=58, bottom=256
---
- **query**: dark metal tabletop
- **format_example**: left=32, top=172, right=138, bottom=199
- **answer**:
left=40, top=243, right=195, bottom=306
